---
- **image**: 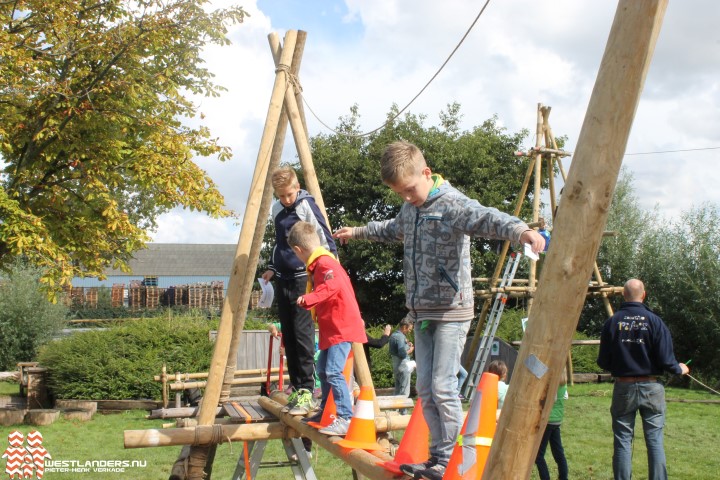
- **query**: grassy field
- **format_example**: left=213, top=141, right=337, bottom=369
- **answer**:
left=1, top=382, right=718, bottom=479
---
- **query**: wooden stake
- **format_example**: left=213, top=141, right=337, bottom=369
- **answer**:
left=483, top=1, right=668, bottom=478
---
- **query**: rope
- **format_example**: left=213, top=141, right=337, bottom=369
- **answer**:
left=688, top=374, right=720, bottom=396
left=303, top=0, right=493, bottom=138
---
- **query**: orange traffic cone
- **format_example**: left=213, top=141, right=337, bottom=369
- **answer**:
left=336, top=385, right=382, bottom=451
left=443, top=372, right=499, bottom=480
left=308, top=350, right=354, bottom=429
left=473, top=372, right=499, bottom=478
left=380, top=398, right=430, bottom=475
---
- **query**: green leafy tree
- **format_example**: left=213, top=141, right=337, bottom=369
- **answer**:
left=636, top=204, right=720, bottom=379
left=303, top=103, right=537, bottom=324
left=581, top=169, right=655, bottom=333
left=0, top=260, right=67, bottom=370
left=0, top=0, right=248, bottom=290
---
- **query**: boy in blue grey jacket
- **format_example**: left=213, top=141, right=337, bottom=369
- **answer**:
left=334, top=141, right=544, bottom=480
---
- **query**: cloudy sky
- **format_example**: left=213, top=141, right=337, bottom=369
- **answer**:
left=150, top=0, right=720, bottom=244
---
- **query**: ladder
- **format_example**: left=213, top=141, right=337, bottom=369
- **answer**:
left=232, top=438, right=317, bottom=480
left=462, top=252, right=523, bottom=400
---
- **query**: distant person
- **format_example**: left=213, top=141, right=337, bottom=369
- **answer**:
left=597, top=278, right=689, bottom=480
left=261, top=166, right=337, bottom=416
left=334, top=141, right=545, bottom=480
left=487, top=360, right=508, bottom=420
left=389, top=316, right=415, bottom=408
left=534, top=369, right=569, bottom=480
left=364, top=324, right=392, bottom=371
left=290, top=221, right=367, bottom=436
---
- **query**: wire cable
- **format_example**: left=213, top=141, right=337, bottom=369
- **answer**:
left=687, top=374, right=720, bottom=396
left=625, top=146, right=720, bottom=156
left=302, top=0, right=493, bottom=138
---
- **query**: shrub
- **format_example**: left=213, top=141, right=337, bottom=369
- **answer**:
left=38, top=315, right=216, bottom=400
left=0, top=261, right=67, bottom=370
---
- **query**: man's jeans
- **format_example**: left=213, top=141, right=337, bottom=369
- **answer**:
left=391, top=356, right=412, bottom=397
left=414, top=320, right=470, bottom=463
left=317, top=342, right=352, bottom=420
left=611, top=380, right=667, bottom=480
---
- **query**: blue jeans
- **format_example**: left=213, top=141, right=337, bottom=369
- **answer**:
left=414, top=320, right=470, bottom=463
left=391, top=356, right=412, bottom=397
left=535, top=423, right=568, bottom=480
left=611, top=380, right=667, bottom=480
left=317, top=342, right=352, bottom=420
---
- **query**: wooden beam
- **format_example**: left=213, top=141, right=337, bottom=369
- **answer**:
left=483, top=1, right=668, bottom=478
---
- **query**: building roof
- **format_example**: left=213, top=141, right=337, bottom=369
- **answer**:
left=103, top=243, right=237, bottom=277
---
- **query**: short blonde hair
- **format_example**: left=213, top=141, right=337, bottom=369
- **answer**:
left=288, top=221, right=321, bottom=251
left=380, top=141, right=427, bottom=185
left=271, top=166, right=299, bottom=190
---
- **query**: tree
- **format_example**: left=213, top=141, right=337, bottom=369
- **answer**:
left=636, top=204, right=720, bottom=379
left=302, top=103, right=537, bottom=324
left=0, top=0, right=248, bottom=291
left=0, top=260, right=67, bottom=370
left=581, top=168, right=655, bottom=333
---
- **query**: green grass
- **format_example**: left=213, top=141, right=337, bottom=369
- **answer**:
left=1, top=383, right=718, bottom=479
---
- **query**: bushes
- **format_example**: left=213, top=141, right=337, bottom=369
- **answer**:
left=0, top=261, right=67, bottom=370
left=38, top=315, right=216, bottom=400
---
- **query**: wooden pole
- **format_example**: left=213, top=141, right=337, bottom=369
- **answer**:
left=527, top=104, right=544, bottom=313
left=219, top=31, right=308, bottom=402
left=483, top=1, right=668, bottom=478
left=184, top=30, right=299, bottom=480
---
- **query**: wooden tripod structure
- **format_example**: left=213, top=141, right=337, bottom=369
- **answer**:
left=463, top=102, right=622, bottom=381
left=122, top=0, right=668, bottom=477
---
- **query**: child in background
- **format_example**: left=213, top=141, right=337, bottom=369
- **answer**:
left=289, top=221, right=367, bottom=436
left=534, top=369, right=569, bottom=480
left=262, top=166, right=337, bottom=416
left=487, top=360, right=509, bottom=420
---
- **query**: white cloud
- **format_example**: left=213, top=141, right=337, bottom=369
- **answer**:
left=151, top=0, right=720, bottom=243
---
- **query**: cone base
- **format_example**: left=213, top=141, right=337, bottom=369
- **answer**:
left=379, top=461, right=403, bottom=475
left=337, top=439, right=383, bottom=451
left=307, top=421, right=329, bottom=429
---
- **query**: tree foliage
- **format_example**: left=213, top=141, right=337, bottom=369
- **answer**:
left=0, top=0, right=248, bottom=290
left=0, top=260, right=67, bottom=370
left=300, top=103, right=538, bottom=324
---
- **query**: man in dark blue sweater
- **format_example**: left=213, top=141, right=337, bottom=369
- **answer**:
left=597, top=279, right=689, bottom=480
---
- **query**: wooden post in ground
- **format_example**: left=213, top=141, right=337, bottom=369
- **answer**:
left=483, top=1, right=668, bottom=478
left=183, top=30, right=299, bottom=480
left=219, top=31, right=308, bottom=402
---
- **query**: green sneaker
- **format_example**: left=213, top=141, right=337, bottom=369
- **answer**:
left=281, top=390, right=299, bottom=413
left=289, top=389, right=316, bottom=415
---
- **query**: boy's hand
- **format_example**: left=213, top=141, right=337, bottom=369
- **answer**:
left=296, top=295, right=306, bottom=306
left=261, top=270, right=274, bottom=283
left=383, top=324, right=392, bottom=336
left=333, top=227, right=353, bottom=245
left=267, top=324, right=280, bottom=337
left=520, top=229, right=546, bottom=254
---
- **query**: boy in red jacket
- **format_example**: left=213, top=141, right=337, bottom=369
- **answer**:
left=288, top=221, right=368, bottom=436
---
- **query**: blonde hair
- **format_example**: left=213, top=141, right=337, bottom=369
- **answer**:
left=380, top=141, right=427, bottom=185
left=271, top=166, right=299, bottom=190
left=288, top=221, right=321, bottom=251
left=487, top=360, right=508, bottom=380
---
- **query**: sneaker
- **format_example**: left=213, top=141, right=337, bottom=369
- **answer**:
left=318, top=417, right=350, bottom=436
left=418, top=462, right=447, bottom=480
left=281, top=390, right=299, bottom=413
left=301, top=410, right=325, bottom=424
left=400, top=457, right=438, bottom=478
left=289, top=389, right=316, bottom=416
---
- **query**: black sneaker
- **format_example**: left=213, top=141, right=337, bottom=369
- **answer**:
left=399, top=456, right=438, bottom=478
left=418, top=462, right=447, bottom=480
left=300, top=410, right=324, bottom=424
